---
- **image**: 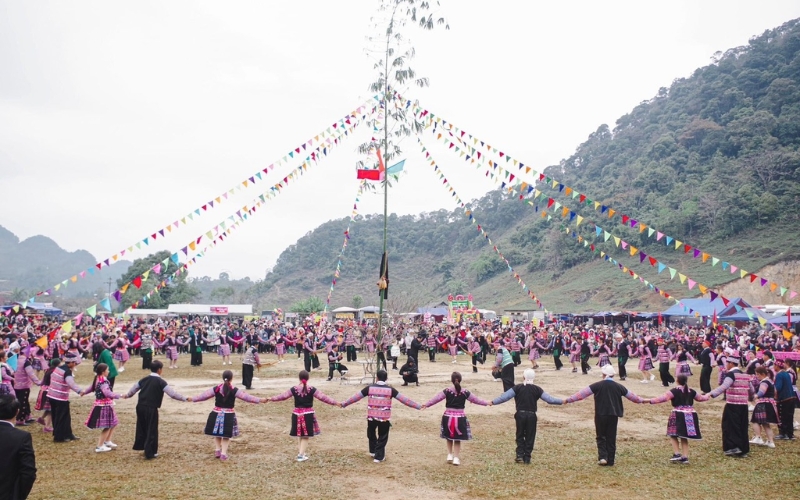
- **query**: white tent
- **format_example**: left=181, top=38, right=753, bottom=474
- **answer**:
left=166, top=304, right=253, bottom=316
left=331, top=306, right=359, bottom=313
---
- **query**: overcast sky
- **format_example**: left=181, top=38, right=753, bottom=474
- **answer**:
left=2, top=0, right=799, bottom=284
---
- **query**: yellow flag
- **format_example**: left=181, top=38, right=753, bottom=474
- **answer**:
left=35, top=336, right=48, bottom=349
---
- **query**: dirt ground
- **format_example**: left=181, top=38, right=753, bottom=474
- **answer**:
left=23, top=352, right=800, bottom=500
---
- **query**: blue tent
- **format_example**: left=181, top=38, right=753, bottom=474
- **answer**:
left=661, top=297, right=750, bottom=318
left=2, top=302, right=63, bottom=316
left=719, top=307, right=768, bottom=322
left=767, top=314, right=800, bottom=325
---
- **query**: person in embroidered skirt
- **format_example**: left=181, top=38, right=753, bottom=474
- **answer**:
left=81, top=363, right=122, bottom=453
left=192, top=370, right=265, bottom=461
left=708, top=351, right=753, bottom=457
left=341, top=369, right=421, bottom=463
left=592, top=339, right=614, bottom=368
left=0, top=350, right=15, bottom=398
left=565, top=364, right=645, bottom=466
left=647, top=374, right=709, bottom=464
left=671, top=343, right=697, bottom=378
left=35, top=358, right=61, bottom=433
left=637, top=338, right=655, bottom=383
left=568, top=335, right=581, bottom=373
left=526, top=333, right=545, bottom=369
left=13, top=341, right=41, bottom=426
left=269, top=370, right=339, bottom=462
left=750, top=365, right=780, bottom=448
left=217, top=332, right=240, bottom=366
left=655, top=338, right=675, bottom=387
left=421, top=372, right=489, bottom=466
left=110, top=331, right=130, bottom=373
left=156, top=331, right=188, bottom=370
left=491, top=368, right=565, bottom=464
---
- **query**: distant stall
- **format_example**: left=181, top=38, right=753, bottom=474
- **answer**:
left=166, top=304, right=253, bottom=316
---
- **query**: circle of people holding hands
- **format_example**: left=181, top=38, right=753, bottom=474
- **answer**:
left=1, top=310, right=799, bottom=500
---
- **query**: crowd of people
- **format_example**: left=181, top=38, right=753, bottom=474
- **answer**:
left=1, top=309, right=799, bottom=499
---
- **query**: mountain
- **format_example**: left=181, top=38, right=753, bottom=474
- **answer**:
left=247, top=19, right=800, bottom=313
left=0, top=225, right=131, bottom=300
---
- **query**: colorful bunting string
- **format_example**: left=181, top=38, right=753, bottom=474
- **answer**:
left=414, top=103, right=799, bottom=303
left=418, top=137, right=546, bottom=310
left=18, top=101, right=377, bottom=309
left=324, top=182, right=366, bottom=312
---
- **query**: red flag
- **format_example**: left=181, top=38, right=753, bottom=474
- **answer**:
left=357, top=169, right=382, bottom=181
left=788, top=307, right=792, bottom=329
left=712, top=308, right=717, bottom=327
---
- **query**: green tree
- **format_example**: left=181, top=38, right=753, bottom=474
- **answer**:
left=117, top=251, right=200, bottom=311
left=210, top=286, right=236, bottom=303
left=9, top=288, right=28, bottom=302
left=351, top=294, right=363, bottom=309
left=290, top=297, right=325, bottom=315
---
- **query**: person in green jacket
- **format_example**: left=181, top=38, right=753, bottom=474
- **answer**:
left=93, top=342, right=119, bottom=390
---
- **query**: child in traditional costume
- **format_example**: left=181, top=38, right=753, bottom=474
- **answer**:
left=422, top=372, right=489, bottom=465
left=35, top=358, right=61, bottom=433
left=647, top=374, right=709, bottom=464
left=750, top=366, right=780, bottom=448
left=269, top=370, right=339, bottom=462
left=82, top=363, right=122, bottom=453
left=192, top=370, right=265, bottom=461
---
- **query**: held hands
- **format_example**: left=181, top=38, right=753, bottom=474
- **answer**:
left=186, top=397, right=193, bottom=403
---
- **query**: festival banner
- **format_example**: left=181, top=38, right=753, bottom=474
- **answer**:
left=20, top=98, right=377, bottom=304
left=324, top=182, right=366, bottom=312
left=414, top=103, right=799, bottom=303
left=418, top=138, right=546, bottom=310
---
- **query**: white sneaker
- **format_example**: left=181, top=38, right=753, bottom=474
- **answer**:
left=794, top=421, right=799, bottom=430
left=748, top=405, right=755, bottom=412
left=749, top=436, right=764, bottom=445
left=296, top=454, right=308, bottom=462
left=640, top=380, right=649, bottom=384
left=95, top=445, right=112, bottom=453
left=650, top=374, right=655, bottom=381
left=765, top=441, right=775, bottom=449
left=447, top=454, right=453, bottom=462
left=452, top=457, right=460, bottom=466
left=104, top=441, right=118, bottom=449
left=118, top=367, right=125, bottom=373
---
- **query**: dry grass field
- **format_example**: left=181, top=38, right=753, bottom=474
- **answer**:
left=23, top=352, right=800, bottom=500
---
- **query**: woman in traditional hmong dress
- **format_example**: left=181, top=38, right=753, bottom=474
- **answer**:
left=593, top=339, right=614, bottom=367
left=750, top=366, right=780, bottom=448
left=422, top=372, right=489, bottom=466
left=268, top=370, right=339, bottom=462
left=569, top=336, right=581, bottom=373
left=648, top=374, right=709, bottom=464
left=192, top=370, right=265, bottom=461
left=672, top=343, right=696, bottom=377
left=637, top=338, right=655, bottom=383
left=82, top=363, right=122, bottom=453
left=35, top=358, right=61, bottom=433
left=110, top=333, right=130, bottom=372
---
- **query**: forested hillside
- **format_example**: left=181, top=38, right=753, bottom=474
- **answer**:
left=248, top=19, right=800, bottom=313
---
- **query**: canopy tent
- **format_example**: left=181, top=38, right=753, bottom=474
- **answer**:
left=767, top=314, right=800, bottom=325
left=358, top=306, right=380, bottom=313
left=125, top=309, right=169, bottom=317
left=661, top=297, right=751, bottom=318
left=331, top=306, right=359, bottom=313
left=2, top=302, right=63, bottom=316
left=719, top=307, right=769, bottom=322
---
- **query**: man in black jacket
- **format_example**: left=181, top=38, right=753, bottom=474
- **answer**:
left=490, top=369, right=564, bottom=464
left=125, top=360, right=190, bottom=460
left=565, top=364, right=645, bottom=466
left=697, top=341, right=713, bottom=394
left=0, top=395, right=37, bottom=500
